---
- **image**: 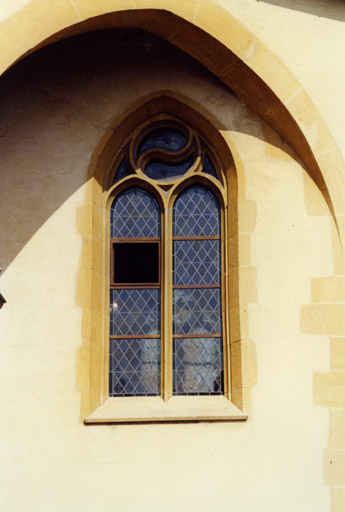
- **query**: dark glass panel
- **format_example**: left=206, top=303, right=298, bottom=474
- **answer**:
left=173, top=240, right=220, bottom=286
left=113, top=242, right=159, bottom=284
left=173, top=288, right=221, bottom=335
left=110, top=289, right=160, bottom=336
left=109, top=338, right=160, bottom=396
left=113, top=158, right=130, bottom=184
left=173, top=186, right=220, bottom=237
left=144, top=155, right=194, bottom=181
left=173, top=337, right=223, bottom=395
left=111, top=188, right=160, bottom=238
left=202, top=154, right=218, bottom=179
left=138, top=127, right=187, bottom=156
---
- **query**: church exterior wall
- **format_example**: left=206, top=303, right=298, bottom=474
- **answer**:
left=0, top=2, right=344, bottom=511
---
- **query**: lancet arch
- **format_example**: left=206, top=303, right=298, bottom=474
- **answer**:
left=2, top=1, right=345, bottom=248
left=81, top=92, right=252, bottom=420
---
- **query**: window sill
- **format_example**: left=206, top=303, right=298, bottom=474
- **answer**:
left=84, top=396, right=248, bottom=424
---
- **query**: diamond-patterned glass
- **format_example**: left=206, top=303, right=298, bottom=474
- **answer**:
left=109, top=338, right=160, bottom=396
left=111, top=188, right=160, bottom=238
left=113, top=158, right=130, bottom=184
left=173, top=240, right=220, bottom=286
left=173, top=337, right=223, bottom=395
left=202, top=154, right=218, bottom=180
left=138, top=128, right=187, bottom=156
left=110, top=289, right=160, bottom=336
left=173, top=186, right=220, bottom=237
left=144, top=155, right=194, bottom=181
left=173, top=288, right=221, bottom=335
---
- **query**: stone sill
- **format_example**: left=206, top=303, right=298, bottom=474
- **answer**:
left=84, top=396, right=248, bottom=424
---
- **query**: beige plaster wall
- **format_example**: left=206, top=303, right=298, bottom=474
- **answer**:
left=0, top=28, right=335, bottom=511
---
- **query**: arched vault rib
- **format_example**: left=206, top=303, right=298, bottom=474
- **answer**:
left=2, top=3, right=345, bottom=246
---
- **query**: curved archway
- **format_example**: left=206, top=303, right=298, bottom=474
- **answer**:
left=2, top=1, right=345, bottom=248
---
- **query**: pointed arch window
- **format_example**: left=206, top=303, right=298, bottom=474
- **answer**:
left=108, top=117, right=230, bottom=401
left=173, top=186, right=223, bottom=395
left=110, top=188, right=161, bottom=396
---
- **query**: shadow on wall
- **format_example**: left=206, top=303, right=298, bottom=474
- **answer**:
left=0, top=28, right=296, bottom=275
left=258, top=0, right=345, bottom=22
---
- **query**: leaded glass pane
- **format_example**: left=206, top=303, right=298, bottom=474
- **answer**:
left=113, top=158, right=130, bottom=184
left=138, top=127, right=187, bottom=156
left=173, top=186, right=220, bottom=237
left=173, top=240, right=220, bottom=286
left=111, top=188, right=160, bottom=238
left=203, top=154, right=218, bottom=179
left=110, top=289, right=160, bottom=336
left=109, top=338, right=160, bottom=396
left=173, top=337, right=223, bottom=395
left=173, top=288, right=221, bottom=335
left=144, top=156, right=194, bottom=181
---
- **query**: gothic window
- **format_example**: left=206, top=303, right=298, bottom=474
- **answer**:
left=108, top=116, right=229, bottom=400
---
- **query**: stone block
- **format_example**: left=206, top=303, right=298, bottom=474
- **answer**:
left=312, top=277, right=345, bottom=303
left=329, top=409, right=345, bottom=448
left=314, top=371, right=345, bottom=407
left=301, top=305, right=345, bottom=336
left=332, top=487, right=345, bottom=512
left=324, top=449, right=345, bottom=486
left=73, top=0, right=135, bottom=20
left=330, top=339, right=345, bottom=371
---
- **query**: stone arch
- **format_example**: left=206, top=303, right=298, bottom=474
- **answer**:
left=1, top=1, right=345, bottom=253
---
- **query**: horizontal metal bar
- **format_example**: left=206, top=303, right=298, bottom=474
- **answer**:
left=110, top=334, right=161, bottom=339
left=111, top=238, right=160, bottom=242
left=173, top=333, right=222, bottom=339
left=173, top=236, right=220, bottom=241
left=173, top=284, right=220, bottom=289
left=111, top=285, right=160, bottom=289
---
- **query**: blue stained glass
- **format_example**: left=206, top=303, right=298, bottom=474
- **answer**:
left=138, top=128, right=187, bottom=156
left=173, top=186, right=220, bottom=237
left=173, top=240, right=220, bottom=286
left=173, top=288, right=221, bottom=335
left=113, top=158, right=130, bottom=184
left=173, top=337, right=223, bottom=395
left=110, top=289, right=160, bottom=336
left=203, top=154, right=218, bottom=179
left=111, top=188, right=160, bottom=238
left=109, top=338, right=160, bottom=396
left=144, top=155, right=194, bottom=181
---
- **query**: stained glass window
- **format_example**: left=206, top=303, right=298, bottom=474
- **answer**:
left=109, top=188, right=161, bottom=396
left=203, top=154, right=218, bottom=180
left=173, top=186, right=223, bottom=395
left=109, top=338, right=160, bottom=396
left=113, top=158, right=130, bottom=184
left=138, top=127, right=187, bottom=155
left=173, top=186, right=220, bottom=237
left=144, top=155, right=194, bottom=181
left=111, top=187, right=160, bottom=238
left=173, top=338, right=223, bottom=395
left=109, top=121, right=227, bottom=401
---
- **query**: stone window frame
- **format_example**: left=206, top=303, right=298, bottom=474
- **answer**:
left=78, top=93, right=252, bottom=424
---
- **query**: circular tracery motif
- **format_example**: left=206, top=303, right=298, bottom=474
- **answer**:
left=144, top=155, right=195, bottom=181
left=112, top=118, right=220, bottom=186
left=138, top=127, right=187, bottom=155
